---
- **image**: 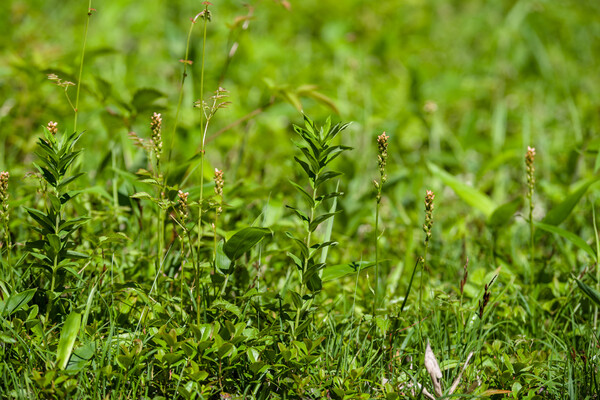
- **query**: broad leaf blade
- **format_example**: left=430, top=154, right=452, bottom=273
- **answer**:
left=322, top=261, right=375, bottom=282
left=1, top=289, right=36, bottom=317
left=488, top=197, right=523, bottom=229
left=224, top=227, right=272, bottom=260
left=56, top=312, right=82, bottom=370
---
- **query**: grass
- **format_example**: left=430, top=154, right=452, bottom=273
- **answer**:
left=1, top=0, right=600, bottom=398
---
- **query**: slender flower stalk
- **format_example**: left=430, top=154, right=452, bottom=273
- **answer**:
left=213, top=168, right=229, bottom=296
left=0, top=171, right=12, bottom=287
left=148, top=112, right=167, bottom=279
left=176, top=189, right=190, bottom=299
left=526, top=146, right=536, bottom=282
left=73, top=2, right=94, bottom=132
left=213, top=168, right=224, bottom=265
left=373, top=132, right=389, bottom=314
left=420, top=190, right=435, bottom=319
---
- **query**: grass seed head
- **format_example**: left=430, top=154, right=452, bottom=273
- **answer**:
left=423, top=190, right=435, bottom=244
left=526, top=146, right=536, bottom=197
left=0, top=171, right=9, bottom=225
left=377, top=132, right=389, bottom=183
left=150, top=112, right=163, bottom=160
left=177, top=190, right=189, bottom=221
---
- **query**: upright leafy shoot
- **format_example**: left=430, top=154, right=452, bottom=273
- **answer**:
left=287, top=115, right=351, bottom=336
left=25, top=122, right=89, bottom=323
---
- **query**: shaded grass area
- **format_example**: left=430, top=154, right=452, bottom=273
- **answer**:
left=0, top=0, right=599, bottom=398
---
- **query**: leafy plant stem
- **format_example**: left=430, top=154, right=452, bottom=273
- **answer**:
left=73, top=0, right=92, bottom=132
left=295, top=172, right=319, bottom=336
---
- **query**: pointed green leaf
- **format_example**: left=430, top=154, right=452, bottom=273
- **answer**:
left=285, top=232, right=309, bottom=259
left=223, top=227, right=272, bottom=260
left=1, top=289, right=36, bottom=317
left=575, top=279, right=600, bottom=307
left=488, top=197, right=523, bottom=229
left=535, top=222, right=596, bottom=261
left=215, top=240, right=233, bottom=274
left=315, top=171, right=342, bottom=188
left=131, top=88, right=166, bottom=112
left=309, top=211, right=341, bottom=232
left=286, top=205, right=310, bottom=223
left=322, top=261, right=375, bottom=282
left=288, top=180, right=315, bottom=208
left=542, top=177, right=600, bottom=226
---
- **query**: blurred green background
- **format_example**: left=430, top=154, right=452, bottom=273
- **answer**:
left=1, top=0, right=599, bottom=286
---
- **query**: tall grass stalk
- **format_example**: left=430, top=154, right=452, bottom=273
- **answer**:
left=526, top=146, right=536, bottom=283
left=373, top=132, right=389, bottom=315
left=420, top=190, right=435, bottom=323
left=73, top=1, right=93, bottom=132
left=0, top=171, right=12, bottom=288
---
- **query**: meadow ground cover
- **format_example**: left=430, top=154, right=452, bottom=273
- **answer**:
left=0, top=0, right=599, bottom=398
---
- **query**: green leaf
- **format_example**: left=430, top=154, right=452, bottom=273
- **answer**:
left=57, top=172, right=85, bottom=191
left=427, top=162, right=496, bottom=217
left=294, top=156, right=315, bottom=181
left=223, top=227, right=272, bottom=260
left=315, top=171, right=343, bottom=188
left=215, top=240, right=233, bottom=274
left=305, top=266, right=324, bottom=292
left=286, top=205, right=310, bottom=223
left=131, top=88, right=166, bottom=112
left=212, top=299, right=241, bottom=318
left=488, top=197, right=523, bottom=229
left=287, top=252, right=303, bottom=270
left=322, top=261, right=375, bottom=282
left=285, top=232, right=309, bottom=259
left=56, top=312, right=81, bottom=370
left=541, top=177, right=600, bottom=226
left=535, top=222, right=596, bottom=261
left=24, top=207, right=55, bottom=234
left=309, top=211, right=341, bottom=232
left=130, top=192, right=154, bottom=200
left=47, top=234, right=61, bottom=252
left=1, top=289, right=36, bottom=317
left=288, top=180, right=315, bottom=208
left=575, top=279, right=600, bottom=307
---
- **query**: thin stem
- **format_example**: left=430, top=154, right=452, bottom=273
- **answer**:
left=74, top=0, right=93, bottom=132
left=193, top=7, right=209, bottom=326
left=374, top=199, right=380, bottom=315
left=528, top=196, right=534, bottom=284
left=168, top=16, right=196, bottom=165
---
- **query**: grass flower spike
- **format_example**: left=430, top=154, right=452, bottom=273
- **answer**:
left=151, top=112, right=163, bottom=162
left=423, top=190, right=435, bottom=245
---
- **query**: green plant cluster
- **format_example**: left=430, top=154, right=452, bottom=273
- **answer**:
left=1, top=1, right=600, bottom=399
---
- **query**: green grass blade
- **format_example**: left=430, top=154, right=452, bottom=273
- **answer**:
left=427, top=162, right=496, bottom=217
left=542, top=176, right=600, bottom=226
left=535, top=221, right=597, bottom=261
